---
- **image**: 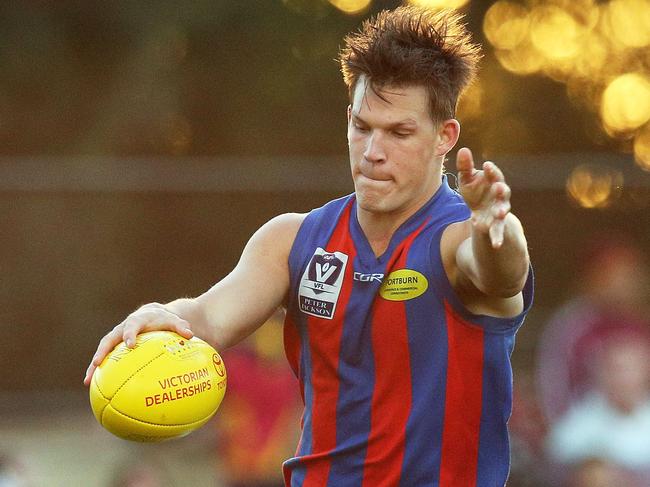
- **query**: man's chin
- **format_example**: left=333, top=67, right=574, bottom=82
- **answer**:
left=355, top=192, right=395, bottom=215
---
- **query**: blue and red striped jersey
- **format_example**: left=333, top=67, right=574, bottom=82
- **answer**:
left=283, top=176, right=534, bottom=487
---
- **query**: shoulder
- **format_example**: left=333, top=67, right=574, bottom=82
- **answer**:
left=262, top=212, right=307, bottom=234
left=245, top=213, right=307, bottom=259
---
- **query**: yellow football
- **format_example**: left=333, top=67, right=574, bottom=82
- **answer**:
left=89, top=331, right=227, bottom=442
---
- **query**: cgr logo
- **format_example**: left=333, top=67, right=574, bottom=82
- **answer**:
left=353, top=272, right=384, bottom=283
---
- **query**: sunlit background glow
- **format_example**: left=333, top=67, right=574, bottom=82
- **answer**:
left=483, top=2, right=530, bottom=51
left=634, top=124, right=650, bottom=171
left=407, top=0, right=470, bottom=9
left=566, top=164, right=624, bottom=208
left=601, top=73, right=650, bottom=133
left=328, top=0, right=373, bottom=15
left=480, top=0, right=650, bottom=208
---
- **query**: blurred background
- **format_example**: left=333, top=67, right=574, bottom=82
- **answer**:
left=1, top=0, right=650, bottom=485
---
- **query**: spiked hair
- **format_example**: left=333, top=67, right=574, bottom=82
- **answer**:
left=338, top=6, right=482, bottom=123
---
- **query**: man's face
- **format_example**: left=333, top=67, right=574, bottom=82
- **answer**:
left=347, top=78, right=446, bottom=217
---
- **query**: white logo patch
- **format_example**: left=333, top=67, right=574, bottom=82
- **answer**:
left=298, top=248, right=348, bottom=319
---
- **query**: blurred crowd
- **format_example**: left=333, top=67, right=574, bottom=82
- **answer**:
left=509, top=234, right=650, bottom=487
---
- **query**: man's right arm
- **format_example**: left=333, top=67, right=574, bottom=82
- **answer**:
left=83, top=212, right=305, bottom=385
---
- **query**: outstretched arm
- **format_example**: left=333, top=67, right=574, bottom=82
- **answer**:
left=84, top=212, right=304, bottom=385
left=453, top=147, right=529, bottom=299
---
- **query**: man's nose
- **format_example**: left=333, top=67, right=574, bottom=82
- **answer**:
left=363, top=131, right=386, bottom=163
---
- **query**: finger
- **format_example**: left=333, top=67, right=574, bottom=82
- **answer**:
left=472, top=208, right=493, bottom=233
left=488, top=181, right=511, bottom=204
left=121, top=312, right=192, bottom=348
left=455, top=147, right=476, bottom=184
left=492, top=200, right=511, bottom=220
left=142, top=314, right=193, bottom=339
left=83, top=363, right=96, bottom=386
left=92, top=326, right=124, bottom=366
left=483, top=161, right=505, bottom=184
left=490, top=218, right=506, bottom=248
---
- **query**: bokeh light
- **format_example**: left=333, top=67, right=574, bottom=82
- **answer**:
left=407, top=0, right=470, bottom=9
left=570, top=30, right=609, bottom=79
left=602, top=0, right=650, bottom=48
left=493, top=41, right=544, bottom=75
left=456, top=80, right=483, bottom=120
left=328, top=0, right=372, bottom=15
left=483, top=2, right=530, bottom=51
left=484, top=0, right=650, bottom=159
left=529, top=5, right=583, bottom=61
left=566, top=164, right=624, bottom=208
left=551, top=0, right=599, bottom=28
left=634, top=124, right=650, bottom=170
left=600, top=73, right=650, bottom=133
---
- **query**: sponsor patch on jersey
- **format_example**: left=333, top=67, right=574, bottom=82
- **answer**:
left=379, top=269, right=428, bottom=301
left=298, top=248, right=348, bottom=319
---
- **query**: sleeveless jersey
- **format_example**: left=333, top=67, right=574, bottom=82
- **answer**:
left=282, top=176, right=534, bottom=487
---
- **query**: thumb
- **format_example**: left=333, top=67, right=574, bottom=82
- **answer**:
left=456, top=147, right=476, bottom=185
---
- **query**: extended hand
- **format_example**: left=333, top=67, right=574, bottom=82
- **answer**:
left=456, top=147, right=512, bottom=249
left=83, top=303, right=193, bottom=386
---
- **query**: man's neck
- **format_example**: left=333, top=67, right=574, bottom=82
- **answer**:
left=357, top=177, right=442, bottom=257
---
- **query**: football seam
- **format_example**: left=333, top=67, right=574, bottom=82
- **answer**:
left=108, top=404, right=214, bottom=427
left=112, top=351, right=165, bottom=398
left=94, top=376, right=108, bottom=401
left=92, top=377, right=110, bottom=423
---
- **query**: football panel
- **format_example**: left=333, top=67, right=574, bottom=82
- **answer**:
left=101, top=403, right=212, bottom=442
left=89, top=374, right=110, bottom=424
left=93, top=333, right=166, bottom=399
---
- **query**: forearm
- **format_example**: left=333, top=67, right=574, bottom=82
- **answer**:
left=163, top=297, right=214, bottom=341
left=163, top=290, right=268, bottom=351
left=466, top=213, right=529, bottom=297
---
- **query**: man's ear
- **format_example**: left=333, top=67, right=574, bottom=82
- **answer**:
left=435, top=119, right=460, bottom=156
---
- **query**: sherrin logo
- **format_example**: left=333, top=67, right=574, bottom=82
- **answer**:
left=379, top=269, right=428, bottom=301
left=213, top=353, right=226, bottom=377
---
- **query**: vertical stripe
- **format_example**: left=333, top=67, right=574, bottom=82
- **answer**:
left=326, top=251, right=375, bottom=486
left=440, top=301, right=485, bottom=487
left=285, top=291, right=316, bottom=486
left=399, top=232, right=448, bottom=485
left=361, top=222, right=427, bottom=486
left=282, top=311, right=304, bottom=487
left=284, top=311, right=302, bottom=385
left=301, top=203, right=357, bottom=486
left=475, top=333, right=515, bottom=486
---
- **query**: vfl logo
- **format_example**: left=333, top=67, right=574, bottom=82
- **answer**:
left=307, top=254, right=344, bottom=294
left=316, top=262, right=337, bottom=284
left=298, top=248, right=348, bottom=319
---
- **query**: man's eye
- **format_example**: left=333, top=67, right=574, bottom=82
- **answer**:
left=393, top=131, right=411, bottom=138
left=354, top=123, right=369, bottom=132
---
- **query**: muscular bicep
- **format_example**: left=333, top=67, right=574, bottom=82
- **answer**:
left=195, top=212, right=305, bottom=348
